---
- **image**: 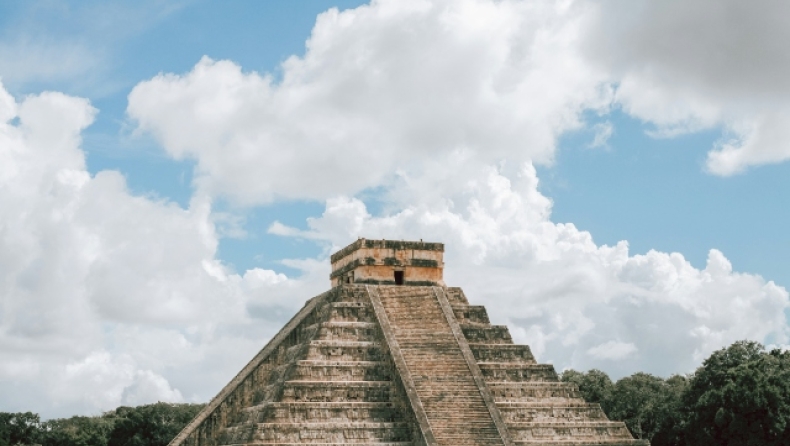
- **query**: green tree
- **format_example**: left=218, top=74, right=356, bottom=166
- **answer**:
left=107, top=403, right=203, bottom=446
left=649, top=374, right=689, bottom=446
left=682, top=340, right=790, bottom=446
left=0, top=412, right=42, bottom=446
left=560, top=369, right=614, bottom=406
left=606, top=372, right=688, bottom=442
left=42, top=415, right=114, bottom=446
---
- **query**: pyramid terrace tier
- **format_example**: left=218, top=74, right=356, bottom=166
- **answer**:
left=229, top=443, right=413, bottom=446
left=469, top=344, right=537, bottom=363
left=239, top=402, right=413, bottom=423
left=488, top=382, right=585, bottom=403
left=304, top=340, right=386, bottom=362
left=452, top=305, right=492, bottom=325
left=279, top=381, right=401, bottom=403
left=510, top=441, right=649, bottom=446
left=252, top=421, right=414, bottom=444
left=496, top=402, right=609, bottom=423
left=479, top=363, right=560, bottom=382
left=506, top=421, right=640, bottom=442
left=289, top=360, right=395, bottom=382
left=304, top=321, right=380, bottom=342
left=460, top=325, right=515, bottom=344
left=323, top=302, right=377, bottom=323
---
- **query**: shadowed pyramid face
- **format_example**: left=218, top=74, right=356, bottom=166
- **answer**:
left=330, top=239, right=445, bottom=287
left=168, top=241, right=649, bottom=446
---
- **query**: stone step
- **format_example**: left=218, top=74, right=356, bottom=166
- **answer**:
left=261, top=338, right=311, bottom=363
left=487, top=382, right=583, bottom=402
left=252, top=421, right=413, bottom=443
left=511, top=442, right=649, bottom=446
left=238, top=443, right=414, bottom=446
left=326, top=302, right=376, bottom=323
left=469, top=344, right=536, bottom=363
left=335, top=286, right=373, bottom=303
left=505, top=421, right=635, bottom=441
left=452, top=305, right=491, bottom=325
left=479, top=363, right=559, bottom=382
left=281, top=381, right=396, bottom=403
left=238, top=443, right=413, bottom=446
left=303, top=321, right=380, bottom=342
left=374, top=286, right=505, bottom=446
left=496, top=402, right=608, bottom=423
left=240, top=402, right=410, bottom=424
left=305, top=340, right=385, bottom=362
left=290, top=360, right=394, bottom=382
left=445, top=287, right=469, bottom=304
left=461, top=325, right=514, bottom=344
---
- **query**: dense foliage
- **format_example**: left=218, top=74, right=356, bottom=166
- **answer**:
left=562, top=340, right=790, bottom=445
left=681, top=341, right=790, bottom=446
left=0, top=403, right=203, bottom=446
left=2, top=341, right=788, bottom=446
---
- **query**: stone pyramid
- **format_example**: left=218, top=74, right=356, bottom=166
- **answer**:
left=169, top=239, right=649, bottom=445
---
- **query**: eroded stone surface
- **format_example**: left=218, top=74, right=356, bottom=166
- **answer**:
left=330, top=238, right=445, bottom=287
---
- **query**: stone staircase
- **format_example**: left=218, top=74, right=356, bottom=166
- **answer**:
left=371, top=286, right=507, bottom=446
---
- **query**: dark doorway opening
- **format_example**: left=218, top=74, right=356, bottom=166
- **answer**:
left=394, top=271, right=404, bottom=285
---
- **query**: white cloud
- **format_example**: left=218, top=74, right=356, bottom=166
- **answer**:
left=587, top=341, right=637, bottom=361
left=121, top=370, right=184, bottom=407
left=273, top=162, right=789, bottom=378
left=127, top=0, right=611, bottom=204
left=0, top=82, right=327, bottom=417
left=584, top=0, right=790, bottom=174
left=125, top=0, right=790, bottom=203
left=588, top=121, right=613, bottom=148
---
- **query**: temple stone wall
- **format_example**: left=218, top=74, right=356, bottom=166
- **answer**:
left=330, top=238, right=444, bottom=287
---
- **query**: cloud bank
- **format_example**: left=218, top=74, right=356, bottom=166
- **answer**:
left=0, top=84, right=327, bottom=417
left=127, top=0, right=611, bottom=204
left=128, top=0, right=790, bottom=208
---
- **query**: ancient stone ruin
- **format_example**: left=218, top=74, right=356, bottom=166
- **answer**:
left=169, top=239, right=649, bottom=445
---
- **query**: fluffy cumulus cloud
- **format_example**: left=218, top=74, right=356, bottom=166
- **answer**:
left=128, top=0, right=790, bottom=204
left=272, top=162, right=789, bottom=377
left=127, top=0, right=611, bottom=204
left=584, top=0, right=790, bottom=174
left=0, top=83, right=327, bottom=417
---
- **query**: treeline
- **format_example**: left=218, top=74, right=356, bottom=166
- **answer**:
left=561, top=340, right=790, bottom=445
left=0, top=403, right=203, bottom=446
left=2, top=341, right=788, bottom=446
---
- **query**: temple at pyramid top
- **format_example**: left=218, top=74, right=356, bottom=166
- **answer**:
left=330, top=238, right=445, bottom=287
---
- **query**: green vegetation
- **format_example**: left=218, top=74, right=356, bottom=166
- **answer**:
left=561, top=341, right=790, bottom=445
left=0, top=403, right=203, bottom=446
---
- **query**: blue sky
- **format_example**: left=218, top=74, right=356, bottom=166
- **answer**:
left=1, top=0, right=789, bottom=418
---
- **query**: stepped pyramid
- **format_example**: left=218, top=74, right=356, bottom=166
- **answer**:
left=170, top=239, right=649, bottom=446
